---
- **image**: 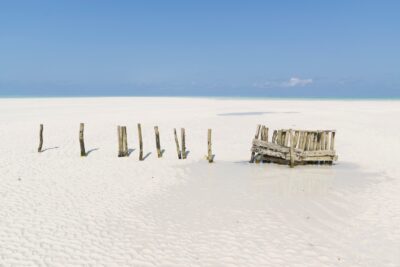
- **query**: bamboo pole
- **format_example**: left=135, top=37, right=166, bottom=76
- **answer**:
left=207, top=129, right=213, bottom=163
left=79, top=123, right=86, bottom=156
left=181, top=128, right=186, bottom=159
left=173, top=128, right=181, bottom=159
left=154, top=126, right=162, bottom=158
left=38, top=124, right=44, bottom=153
left=138, top=124, right=143, bottom=160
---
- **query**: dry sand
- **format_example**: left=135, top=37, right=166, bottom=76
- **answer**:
left=0, top=97, right=399, bottom=266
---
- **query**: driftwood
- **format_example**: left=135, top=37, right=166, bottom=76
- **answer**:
left=38, top=124, right=44, bottom=153
left=79, top=123, right=86, bottom=156
left=251, top=125, right=337, bottom=167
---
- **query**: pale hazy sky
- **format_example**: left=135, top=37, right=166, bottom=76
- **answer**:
left=1, top=1, right=399, bottom=97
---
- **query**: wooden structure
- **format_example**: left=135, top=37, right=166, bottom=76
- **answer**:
left=251, top=125, right=337, bottom=167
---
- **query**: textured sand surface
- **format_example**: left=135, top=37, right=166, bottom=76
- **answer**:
left=0, top=97, right=399, bottom=266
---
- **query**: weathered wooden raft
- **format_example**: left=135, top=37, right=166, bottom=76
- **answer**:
left=250, top=125, right=338, bottom=167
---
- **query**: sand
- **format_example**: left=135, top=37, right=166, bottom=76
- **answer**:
left=0, top=97, right=399, bottom=266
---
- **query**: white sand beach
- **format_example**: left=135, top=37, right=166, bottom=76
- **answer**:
left=0, top=97, right=399, bottom=266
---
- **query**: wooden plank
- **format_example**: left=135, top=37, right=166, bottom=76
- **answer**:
left=154, top=126, right=162, bottom=158
left=260, top=126, right=266, bottom=141
left=289, top=130, right=295, bottom=167
left=79, top=123, right=86, bottom=157
left=272, top=130, right=277, bottom=143
left=313, top=132, right=318, bottom=151
left=284, top=131, right=289, bottom=146
left=38, top=124, right=44, bottom=153
left=173, top=128, right=181, bottom=159
left=138, top=124, right=143, bottom=160
left=330, top=131, right=336, bottom=150
left=302, top=150, right=337, bottom=157
left=252, top=139, right=290, bottom=153
left=207, top=129, right=213, bottom=163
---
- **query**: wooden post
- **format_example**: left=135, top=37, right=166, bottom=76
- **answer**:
left=284, top=131, right=289, bottom=147
left=294, top=131, right=300, bottom=148
left=79, top=123, right=86, bottom=156
left=122, top=126, right=128, bottom=156
left=38, top=124, right=44, bottom=153
left=181, top=128, right=186, bottom=159
left=272, top=130, right=277, bottom=143
left=173, top=128, right=181, bottom=159
left=260, top=126, right=266, bottom=141
left=117, top=126, right=123, bottom=157
left=277, top=130, right=283, bottom=145
left=154, top=126, right=162, bottom=158
left=289, top=129, right=295, bottom=168
left=324, top=131, right=329, bottom=150
left=250, top=125, right=261, bottom=163
left=138, top=124, right=143, bottom=160
left=207, top=129, right=213, bottom=163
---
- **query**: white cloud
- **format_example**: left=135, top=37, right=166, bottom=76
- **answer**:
left=282, top=77, right=313, bottom=87
left=253, top=77, right=313, bottom=89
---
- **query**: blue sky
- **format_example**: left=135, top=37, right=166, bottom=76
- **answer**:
left=1, top=0, right=399, bottom=97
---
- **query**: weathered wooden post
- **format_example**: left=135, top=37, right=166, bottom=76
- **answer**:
left=117, top=126, right=123, bottom=157
left=154, top=126, right=162, bottom=158
left=122, top=126, right=128, bottom=157
left=181, top=128, right=186, bottom=159
left=250, top=124, right=261, bottom=163
left=272, top=130, right=277, bottom=143
left=138, top=123, right=143, bottom=161
left=207, top=129, right=213, bottom=163
left=173, top=128, right=181, bottom=159
left=79, top=123, right=86, bottom=156
left=38, top=124, right=44, bottom=153
left=289, top=129, right=295, bottom=168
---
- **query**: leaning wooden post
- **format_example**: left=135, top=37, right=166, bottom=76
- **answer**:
left=181, top=128, right=186, bottom=159
left=207, top=129, right=213, bottom=163
left=289, top=129, right=295, bottom=168
left=79, top=123, right=86, bottom=156
left=38, top=124, right=44, bottom=153
left=138, top=123, right=143, bottom=161
left=250, top=124, right=261, bottom=163
left=154, top=126, right=162, bottom=158
left=117, top=126, right=123, bottom=157
left=173, top=128, right=181, bottom=159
